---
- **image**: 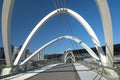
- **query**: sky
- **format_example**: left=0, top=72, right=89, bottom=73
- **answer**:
left=0, top=0, right=120, bottom=55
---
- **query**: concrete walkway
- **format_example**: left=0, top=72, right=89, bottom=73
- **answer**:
left=74, top=63, right=107, bottom=80
left=1, top=63, right=108, bottom=80
left=1, top=63, right=61, bottom=80
left=26, top=63, right=80, bottom=80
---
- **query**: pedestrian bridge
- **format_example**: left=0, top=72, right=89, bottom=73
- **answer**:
left=0, top=0, right=119, bottom=80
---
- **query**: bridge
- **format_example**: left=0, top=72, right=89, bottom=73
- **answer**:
left=0, top=0, right=119, bottom=80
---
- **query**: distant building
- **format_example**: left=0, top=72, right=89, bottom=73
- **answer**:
left=0, top=44, right=120, bottom=63
left=0, top=45, right=32, bottom=61
left=73, top=43, right=120, bottom=56
left=44, top=54, right=63, bottom=59
left=114, top=44, right=120, bottom=55
left=12, top=47, right=19, bottom=60
left=44, top=44, right=120, bottom=60
left=0, top=47, right=5, bottom=59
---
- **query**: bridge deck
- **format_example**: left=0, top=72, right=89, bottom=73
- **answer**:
left=1, top=63, right=108, bottom=80
left=26, top=63, right=80, bottom=80
left=74, top=63, right=107, bottom=80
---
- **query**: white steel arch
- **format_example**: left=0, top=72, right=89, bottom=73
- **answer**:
left=14, top=8, right=105, bottom=66
left=64, top=49, right=76, bottom=63
left=96, top=0, right=113, bottom=67
left=20, top=36, right=100, bottom=65
left=65, top=56, right=75, bottom=63
left=1, top=0, right=15, bottom=67
left=95, top=1, right=119, bottom=79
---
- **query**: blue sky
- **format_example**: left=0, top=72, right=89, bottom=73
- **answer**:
left=0, top=0, right=120, bottom=54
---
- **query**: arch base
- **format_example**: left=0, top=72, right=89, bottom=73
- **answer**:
left=1, top=67, right=12, bottom=76
left=104, top=69, right=119, bottom=80
left=97, top=67, right=119, bottom=80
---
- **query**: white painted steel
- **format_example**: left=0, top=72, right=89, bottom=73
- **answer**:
left=2, top=0, right=15, bottom=67
left=65, top=56, right=75, bottom=63
left=20, top=36, right=100, bottom=65
left=96, top=0, right=113, bottom=67
left=64, top=49, right=75, bottom=63
left=74, top=63, right=107, bottom=80
left=95, top=0, right=119, bottom=79
left=14, top=8, right=105, bottom=66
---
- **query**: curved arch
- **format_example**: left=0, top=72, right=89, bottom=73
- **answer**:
left=65, top=52, right=74, bottom=59
left=65, top=56, right=75, bottom=63
left=2, top=0, right=15, bottom=67
left=64, top=49, right=75, bottom=63
left=96, top=0, right=113, bottom=66
left=20, top=36, right=100, bottom=65
left=14, top=8, right=105, bottom=65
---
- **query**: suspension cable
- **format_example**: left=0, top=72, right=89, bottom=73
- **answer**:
left=63, top=0, right=67, bottom=8
left=63, top=10, right=79, bottom=55
left=53, top=0, right=58, bottom=9
left=53, top=0, right=79, bottom=60
left=66, top=13, right=81, bottom=57
left=58, top=0, right=76, bottom=52
left=59, top=0, right=64, bottom=8
left=52, top=0, right=66, bottom=63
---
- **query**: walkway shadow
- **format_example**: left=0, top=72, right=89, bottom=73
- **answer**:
left=26, top=69, right=92, bottom=73
left=49, top=63, right=75, bottom=69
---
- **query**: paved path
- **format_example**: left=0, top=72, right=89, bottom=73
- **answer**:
left=26, top=63, right=80, bottom=80
left=1, top=63, right=61, bottom=80
left=1, top=63, right=108, bottom=80
left=74, top=63, right=107, bottom=80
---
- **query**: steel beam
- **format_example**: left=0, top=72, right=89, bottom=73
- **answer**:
left=20, top=36, right=100, bottom=65
left=2, top=0, right=15, bottom=67
left=95, top=0, right=113, bottom=67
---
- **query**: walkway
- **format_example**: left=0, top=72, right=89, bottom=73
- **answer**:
left=1, top=64, right=61, bottom=80
left=1, top=63, right=108, bottom=80
left=26, top=63, right=80, bottom=80
left=74, top=63, right=107, bottom=80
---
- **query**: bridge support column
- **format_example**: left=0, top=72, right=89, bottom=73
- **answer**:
left=95, top=0, right=119, bottom=79
left=2, top=0, right=14, bottom=68
left=1, top=0, right=15, bottom=76
left=1, top=68, right=12, bottom=76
